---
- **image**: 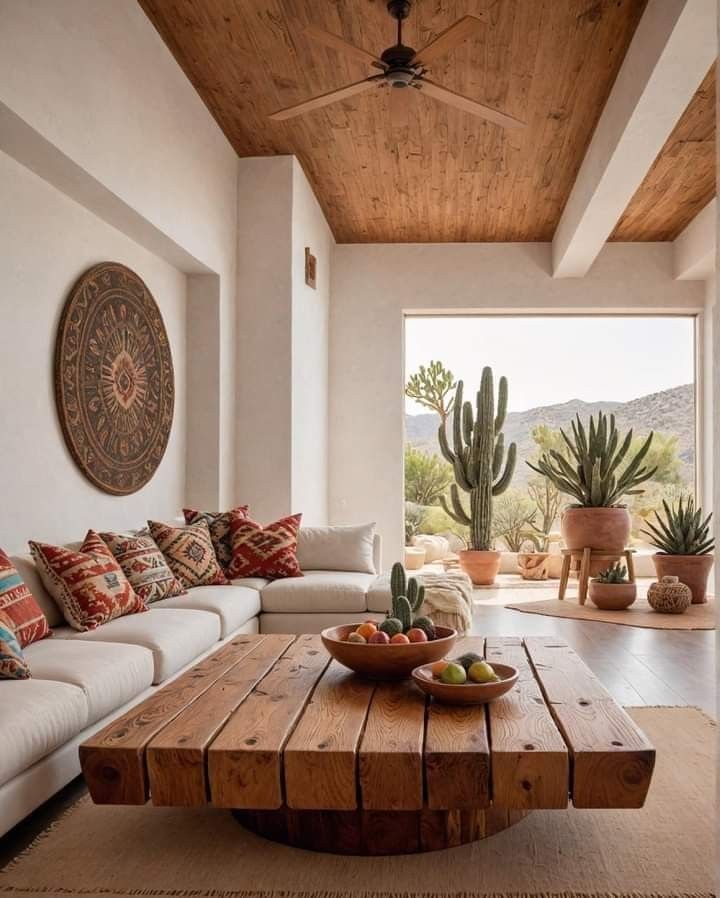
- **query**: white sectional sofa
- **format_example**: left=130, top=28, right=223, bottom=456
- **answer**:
left=0, top=533, right=382, bottom=837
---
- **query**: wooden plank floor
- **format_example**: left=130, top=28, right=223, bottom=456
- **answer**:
left=471, top=602, right=715, bottom=716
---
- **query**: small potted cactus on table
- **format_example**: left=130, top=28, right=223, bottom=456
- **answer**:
left=643, top=497, right=714, bottom=604
left=588, top=562, right=637, bottom=610
left=438, top=367, right=516, bottom=585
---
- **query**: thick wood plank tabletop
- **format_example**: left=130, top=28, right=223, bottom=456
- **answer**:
left=424, top=636, right=490, bottom=810
left=208, top=634, right=329, bottom=809
left=146, top=635, right=294, bottom=806
left=284, top=660, right=375, bottom=810
left=79, top=634, right=262, bottom=804
left=524, top=637, right=655, bottom=808
left=485, top=636, right=569, bottom=809
left=359, top=679, right=426, bottom=811
left=79, top=633, right=655, bottom=817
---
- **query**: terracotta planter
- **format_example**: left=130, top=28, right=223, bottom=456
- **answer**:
left=561, top=506, right=631, bottom=576
left=588, top=580, right=637, bottom=610
left=459, top=549, right=502, bottom=585
left=652, top=553, right=713, bottom=604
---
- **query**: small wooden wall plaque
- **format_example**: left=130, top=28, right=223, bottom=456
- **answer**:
left=305, top=247, right=317, bottom=289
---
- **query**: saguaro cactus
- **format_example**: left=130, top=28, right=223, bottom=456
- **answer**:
left=438, top=367, right=517, bottom=551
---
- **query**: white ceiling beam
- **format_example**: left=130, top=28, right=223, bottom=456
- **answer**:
left=673, top=198, right=717, bottom=280
left=552, top=0, right=716, bottom=278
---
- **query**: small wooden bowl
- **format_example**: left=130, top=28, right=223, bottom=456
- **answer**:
left=411, top=662, right=519, bottom=705
left=321, top=624, right=457, bottom=680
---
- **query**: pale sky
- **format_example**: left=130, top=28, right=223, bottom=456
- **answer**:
left=405, top=316, right=695, bottom=415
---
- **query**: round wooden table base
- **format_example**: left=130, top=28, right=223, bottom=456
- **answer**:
left=234, top=807, right=530, bottom=855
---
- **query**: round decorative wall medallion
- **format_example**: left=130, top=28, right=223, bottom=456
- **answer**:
left=55, top=262, right=174, bottom=495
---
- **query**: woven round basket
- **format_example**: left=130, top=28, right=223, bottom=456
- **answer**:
left=647, top=576, right=692, bottom=614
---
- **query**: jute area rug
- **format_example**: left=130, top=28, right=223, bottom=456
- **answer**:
left=506, top=594, right=715, bottom=630
left=0, top=708, right=714, bottom=898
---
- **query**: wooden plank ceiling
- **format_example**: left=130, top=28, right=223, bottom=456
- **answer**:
left=139, top=1, right=712, bottom=244
left=610, top=64, right=716, bottom=242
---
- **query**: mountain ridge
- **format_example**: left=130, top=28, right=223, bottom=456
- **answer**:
left=406, top=383, right=694, bottom=485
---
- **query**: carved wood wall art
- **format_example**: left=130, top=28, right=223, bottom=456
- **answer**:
left=55, top=262, right=174, bottom=495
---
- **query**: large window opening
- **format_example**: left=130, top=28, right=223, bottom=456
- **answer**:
left=404, top=315, right=697, bottom=557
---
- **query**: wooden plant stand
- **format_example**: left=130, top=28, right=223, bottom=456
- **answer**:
left=79, top=633, right=654, bottom=856
left=559, top=548, right=636, bottom=605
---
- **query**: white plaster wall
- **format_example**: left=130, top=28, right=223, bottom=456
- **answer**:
left=291, top=159, right=334, bottom=524
left=235, top=158, right=294, bottom=522
left=0, top=152, right=186, bottom=553
left=703, top=276, right=716, bottom=518
left=330, top=242, right=707, bottom=563
left=0, top=0, right=238, bottom=507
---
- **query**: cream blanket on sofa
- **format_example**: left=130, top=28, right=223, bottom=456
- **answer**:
left=370, top=569, right=474, bottom=634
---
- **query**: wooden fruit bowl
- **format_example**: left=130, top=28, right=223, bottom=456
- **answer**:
left=321, top=624, right=457, bottom=680
left=411, top=662, right=518, bottom=705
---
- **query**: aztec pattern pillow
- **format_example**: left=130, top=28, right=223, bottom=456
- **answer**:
left=99, top=530, right=186, bottom=605
left=227, top=512, right=303, bottom=580
left=29, top=531, right=146, bottom=632
left=0, top=547, right=50, bottom=647
left=148, top=519, right=229, bottom=589
left=183, top=506, right=249, bottom=574
left=0, top=611, right=30, bottom=679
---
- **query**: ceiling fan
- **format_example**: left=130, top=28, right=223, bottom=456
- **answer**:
left=269, top=0, right=524, bottom=130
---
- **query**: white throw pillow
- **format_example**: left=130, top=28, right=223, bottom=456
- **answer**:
left=296, top=523, right=376, bottom=574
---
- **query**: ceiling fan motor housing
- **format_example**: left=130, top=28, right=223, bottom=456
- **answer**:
left=380, top=43, right=418, bottom=87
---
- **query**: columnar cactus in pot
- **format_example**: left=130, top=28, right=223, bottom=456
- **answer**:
left=437, top=367, right=516, bottom=585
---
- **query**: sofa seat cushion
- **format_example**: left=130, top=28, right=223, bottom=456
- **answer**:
left=0, top=679, right=88, bottom=786
left=23, top=638, right=154, bottom=724
left=260, top=571, right=373, bottom=614
left=154, top=586, right=261, bottom=638
left=231, top=577, right=269, bottom=591
left=53, top=608, right=220, bottom=684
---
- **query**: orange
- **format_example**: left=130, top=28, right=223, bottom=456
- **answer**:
left=390, top=632, right=410, bottom=644
left=356, top=622, right=377, bottom=640
left=430, top=660, right=449, bottom=678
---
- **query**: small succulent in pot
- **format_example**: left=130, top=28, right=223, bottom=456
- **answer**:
left=643, top=497, right=714, bottom=604
left=527, top=413, right=656, bottom=567
left=588, top=562, right=637, bottom=611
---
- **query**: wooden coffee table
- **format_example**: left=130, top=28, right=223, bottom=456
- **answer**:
left=80, top=634, right=655, bottom=855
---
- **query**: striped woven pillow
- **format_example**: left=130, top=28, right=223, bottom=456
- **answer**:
left=0, top=611, right=31, bottom=679
left=0, top=548, right=50, bottom=647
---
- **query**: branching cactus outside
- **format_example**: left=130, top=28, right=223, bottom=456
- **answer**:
left=438, top=367, right=517, bottom=551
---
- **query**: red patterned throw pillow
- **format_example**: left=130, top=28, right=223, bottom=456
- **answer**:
left=227, top=513, right=303, bottom=580
left=29, top=531, right=146, bottom=632
left=148, top=519, right=230, bottom=589
left=183, top=506, right=249, bottom=574
left=0, top=547, right=50, bottom=647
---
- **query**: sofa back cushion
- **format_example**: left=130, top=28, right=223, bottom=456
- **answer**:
left=296, top=523, right=377, bottom=574
left=10, top=554, right=64, bottom=629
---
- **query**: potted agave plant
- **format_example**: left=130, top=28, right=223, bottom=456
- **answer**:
left=438, top=367, right=516, bottom=585
left=588, top=562, right=637, bottom=610
left=527, top=413, right=655, bottom=572
left=643, top=497, right=714, bottom=604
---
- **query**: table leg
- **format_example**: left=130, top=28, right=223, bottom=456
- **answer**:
left=578, top=548, right=592, bottom=605
left=625, top=550, right=636, bottom=583
left=558, top=554, right=571, bottom=600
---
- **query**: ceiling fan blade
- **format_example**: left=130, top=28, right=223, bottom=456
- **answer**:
left=269, top=77, right=379, bottom=121
left=413, top=16, right=484, bottom=67
left=304, top=24, right=383, bottom=69
left=389, top=86, right=410, bottom=128
left=418, top=79, right=525, bottom=130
